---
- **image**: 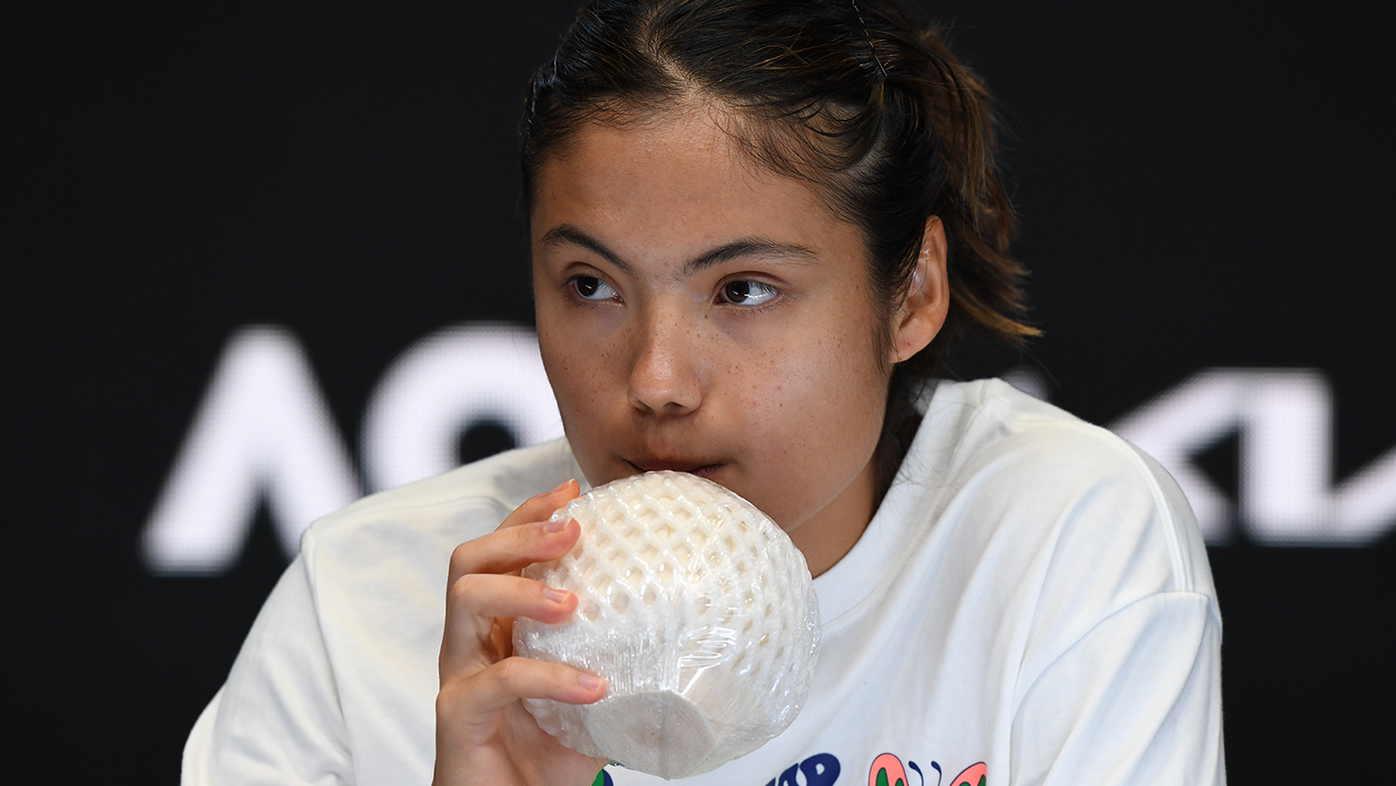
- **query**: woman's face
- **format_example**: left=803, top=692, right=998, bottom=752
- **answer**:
left=530, top=107, right=901, bottom=575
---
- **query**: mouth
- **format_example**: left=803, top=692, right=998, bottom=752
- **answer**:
left=623, top=459, right=722, bottom=480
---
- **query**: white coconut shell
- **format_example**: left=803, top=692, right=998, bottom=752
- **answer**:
left=514, top=471, right=821, bottom=779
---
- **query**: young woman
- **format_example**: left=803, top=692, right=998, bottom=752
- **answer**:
left=184, top=2, right=1225, bottom=784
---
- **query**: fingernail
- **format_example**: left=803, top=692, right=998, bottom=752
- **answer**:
left=578, top=674, right=603, bottom=691
left=550, top=479, right=573, bottom=493
left=543, top=586, right=570, bottom=603
left=542, top=517, right=568, bottom=533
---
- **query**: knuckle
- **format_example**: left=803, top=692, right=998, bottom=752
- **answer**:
left=447, top=572, right=485, bottom=606
left=508, top=496, right=545, bottom=522
left=449, top=540, right=476, bottom=573
left=513, top=519, right=543, bottom=548
left=493, top=655, right=526, bottom=688
left=435, top=680, right=462, bottom=714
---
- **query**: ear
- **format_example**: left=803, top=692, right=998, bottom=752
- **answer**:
left=890, top=216, right=950, bottom=364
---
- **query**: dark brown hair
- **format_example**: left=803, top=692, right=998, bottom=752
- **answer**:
left=521, top=0, right=1038, bottom=501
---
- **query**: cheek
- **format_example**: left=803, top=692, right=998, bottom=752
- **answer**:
left=737, top=328, right=888, bottom=461
left=537, top=318, right=633, bottom=477
left=538, top=326, right=593, bottom=426
left=537, top=294, right=609, bottom=397
left=542, top=338, right=607, bottom=418
left=730, top=350, right=886, bottom=532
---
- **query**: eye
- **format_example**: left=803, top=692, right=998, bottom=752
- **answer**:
left=719, top=280, right=780, bottom=307
left=570, top=275, right=619, bottom=302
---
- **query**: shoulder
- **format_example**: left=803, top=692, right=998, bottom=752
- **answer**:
left=298, top=437, right=581, bottom=581
left=918, top=378, right=1173, bottom=490
left=921, top=378, right=1164, bottom=485
left=187, top=439, right=584, bottom=785
left=878, top=382, right=1225, bottom=774
left=912, top=379, right=1216, bottom=602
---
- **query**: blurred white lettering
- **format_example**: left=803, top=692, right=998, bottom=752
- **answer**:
left=145, top=329, right=1396, bottom=576
left=1113, top=369, right=1396, bottom=546
left=141, top=327, right=361, bottom=574
left=143, top=323, right=564, bottom=575
left=361, top=323, right=564, bottom=492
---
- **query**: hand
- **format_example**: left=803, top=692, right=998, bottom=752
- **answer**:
left=433, top=479, right=608, bottom=786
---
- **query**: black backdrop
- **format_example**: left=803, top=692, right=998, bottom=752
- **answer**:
left=8, top=1, right=1395, bottom=782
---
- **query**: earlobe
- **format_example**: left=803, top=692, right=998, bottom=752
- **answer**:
left=891, top=216, right=950, bottom=364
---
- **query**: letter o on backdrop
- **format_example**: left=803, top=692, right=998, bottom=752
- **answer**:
left=362, top=323, right=565, bottom=492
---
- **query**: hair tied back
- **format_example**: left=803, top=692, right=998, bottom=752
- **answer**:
left=850, top=0, right=889, bottom=78
left=519, top=0, right=1037, bottom=503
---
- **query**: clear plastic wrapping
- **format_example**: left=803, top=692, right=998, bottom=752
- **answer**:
left=514, top=471, right=821, bottom=779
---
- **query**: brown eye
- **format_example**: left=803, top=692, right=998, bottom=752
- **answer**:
left=720, top=280, right=779, bottom=306
left=572, top=276, right=617, bottom=301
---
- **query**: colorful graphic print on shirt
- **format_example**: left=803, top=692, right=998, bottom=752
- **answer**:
left=868, top=753, right=986, bottom=786
left=591, top=751, right=985, bottom=786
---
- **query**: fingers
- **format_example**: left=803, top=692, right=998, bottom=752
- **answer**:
left=451, top=572, right=577, bottom=622
left=442, top=480, right=586, bottom=675
left=440, top=657, right=606, bottom=718
left=439, top=478, right=589, bottom=681
left=448, top=481, right=582, bottom=584
left=449, top=517, right=580, bottom=584
left=433, top=479, right=602, bottom=783
left=442, top=572, right=578, bottom=671
left=502, top=479, right=580, bottom=532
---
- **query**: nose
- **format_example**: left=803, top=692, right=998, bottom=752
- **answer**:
left=627, top=306, right=703, bottom=416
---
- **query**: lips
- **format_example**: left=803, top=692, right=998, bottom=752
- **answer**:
left=624, top=458, right=721, bottom=480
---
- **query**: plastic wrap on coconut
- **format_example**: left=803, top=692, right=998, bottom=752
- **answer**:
left=514, top=471, right=821, bottom=779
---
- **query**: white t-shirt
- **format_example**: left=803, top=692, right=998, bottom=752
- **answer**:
left=183, top=379, right=1225, bottom=785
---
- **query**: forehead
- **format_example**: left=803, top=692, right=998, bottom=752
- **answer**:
left=529, top=106, right=855, bottom=263
left=536, top=107, right=761, bottom=207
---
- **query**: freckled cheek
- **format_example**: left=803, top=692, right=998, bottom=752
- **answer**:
left=542, top=331, right=633, bottom=461
left=552, top=355, right=607, bottom=411
left=750, top=336, right=885, bottom=446
left=738, top=358, right=846, bottom=448
left=543, top=361, right=610, bottom=481
left=540, top=337, right=590, bottom=416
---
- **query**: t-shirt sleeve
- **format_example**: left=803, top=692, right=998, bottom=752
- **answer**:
left=1009, top=590, right=1225, bottom=785
left=182, top=557, right=354, bottom=786
left=994, top=421, right=1226, bottom=785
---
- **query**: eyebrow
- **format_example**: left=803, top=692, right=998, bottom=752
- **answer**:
left=539, top=223, right=819, bottom=275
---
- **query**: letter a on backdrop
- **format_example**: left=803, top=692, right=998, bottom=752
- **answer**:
left=141, top=326, right=361, bottom=574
